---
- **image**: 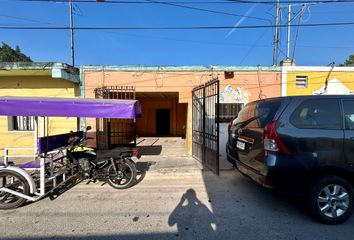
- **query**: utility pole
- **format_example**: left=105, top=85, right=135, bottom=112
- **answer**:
left=69, top=0, right=75, bottom=66
left=286, top=4, right=291, bottom=60
left=273, top=0, right=280, bottom=66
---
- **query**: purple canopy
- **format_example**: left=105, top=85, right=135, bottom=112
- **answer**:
left=0, top=96, right=142, bottom=119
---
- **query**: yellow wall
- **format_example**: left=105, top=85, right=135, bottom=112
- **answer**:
left=286, top=71, right=354, bottom=96
left=0, top=76, right=79, bottom=150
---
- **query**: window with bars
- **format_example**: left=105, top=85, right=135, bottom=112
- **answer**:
left=8, top=116, right=36, bottom=131
left=218, top=103, right=244, bottom=123
left=296, top=76, right=308, bottom=88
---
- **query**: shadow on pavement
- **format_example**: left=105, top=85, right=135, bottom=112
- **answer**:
left=137, top=145, right=162, bottom=156
left=48, top=175, right=82, bottom=201
left=134, top=161, right=153, bottom=186
left=198, top=170, right=354, bottom=239
left=168, top=188, right=216, bottom=239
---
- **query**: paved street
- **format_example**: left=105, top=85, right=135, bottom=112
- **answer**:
left=1, top=165, right=354, bottom=240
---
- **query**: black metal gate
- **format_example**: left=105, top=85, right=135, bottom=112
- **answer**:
left=192, top=79, right=220, bottom=175
left=94, top=86, right=136, bottom=149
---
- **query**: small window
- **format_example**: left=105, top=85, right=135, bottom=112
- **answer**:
left=8, top=116, right=36, bottom=131
left=290, top=99, right=341, bottom=130
left=296, top=76, right=308, bottom=89
left=343, top=100, right=354, bottom=130
left=224, top=71, right=234, bottom=79
left=218, top=103, right=243, bottom=123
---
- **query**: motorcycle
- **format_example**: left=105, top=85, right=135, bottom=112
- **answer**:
left=66, top=127, right=140, bottom=189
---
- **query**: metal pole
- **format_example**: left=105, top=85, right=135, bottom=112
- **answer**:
left=286, top=4, right=292, bottom=60
left=216, top=80, right=219, bottom=175
left=4, top=148, right=8, bottom=166
left=34, top=117, right=38, bottom=157
left=69, top=0, right=75, bottom=66
left=202, top=86, right=206, bottom=165
left=273, top=0, right=280, bottom=66
left=70, top=0, right=79, bottom=128
left=39, top=117, right=45, bottom=195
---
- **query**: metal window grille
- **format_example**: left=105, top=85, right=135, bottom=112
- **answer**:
left=296, top=76, right=308, bottom=89
left=94, top=86, right=136, bottom=149
left=218, top=103, right=243, bottom=123
left=13, top=116, right=35, bottom=131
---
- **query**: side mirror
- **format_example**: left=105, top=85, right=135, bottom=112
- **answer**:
left=86, top=126, right=92, bottom=131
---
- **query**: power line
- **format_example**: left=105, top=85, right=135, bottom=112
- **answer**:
left=6, top=0, right=272, bottom=22
left=6, top=0, right=353, bottom=25
left=291, top=4, right=305, bottom=61
left=1, top=21, right=354, bottom=30
left=5, top=0, right=247, bottom=3
left=143, top=0, right=270, bottom=21
left=239, top=28, right=269, bottom=64
left=8, top=0, right=354, bottom=4
left=102, top=30, right=273, bottom=47
left=0, top=14, right=68, bottom=27
left=228, top=0, right=354, bottom=4
left=4, top=0, right=252, bottom=3
left=99, top=29, right=354, bottom=49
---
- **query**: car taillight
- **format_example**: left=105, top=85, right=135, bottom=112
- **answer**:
left=263, top=121, right=290, bottom=154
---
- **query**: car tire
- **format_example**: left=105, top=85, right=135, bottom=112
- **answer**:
left=308, top=175, right=354, bottom=224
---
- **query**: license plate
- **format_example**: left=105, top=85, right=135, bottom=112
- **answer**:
left=236, top=140, right=245, bottom=150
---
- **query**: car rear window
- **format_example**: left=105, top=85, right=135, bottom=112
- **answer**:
left=233, top=99, right=282, bottom=128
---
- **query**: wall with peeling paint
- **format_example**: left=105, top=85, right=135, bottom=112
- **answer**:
left=83, top=66, right=282, bottom=157
left=282, top=66, right=354, bottom=96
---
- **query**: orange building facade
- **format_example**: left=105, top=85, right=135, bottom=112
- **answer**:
left=82, top=66, right=282, bottom=154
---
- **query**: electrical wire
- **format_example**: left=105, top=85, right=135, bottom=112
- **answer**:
left=73, top=3, right=84, bottom=16
left=227, top=0, right=354, bottom=4
left=143, top=0, right=270, bottom=21
left=0, top=21, right=354, bottom=30
left=0, top=13, right=68, bottom=27
left=239, top=28, right=269, bottom=64
left=291, top=5, right=306, bottom=61
left=8, top=0, right=354, bottom=4
left=100, top=29, right=354, bottom=49
left=323, top=62, right=335, bottom=93
left=101, top=30, right=273, bottom=47
left=7, top=0, right=244, bottom=3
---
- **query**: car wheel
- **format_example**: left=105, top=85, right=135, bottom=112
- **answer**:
left=308, top=175, right=354, bottom=224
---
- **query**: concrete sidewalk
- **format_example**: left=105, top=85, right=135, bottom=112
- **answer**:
left=99, top=137, right=203, bottom=171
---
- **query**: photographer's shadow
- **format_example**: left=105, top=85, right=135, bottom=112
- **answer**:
left=168, top=189, right=216, bottom=239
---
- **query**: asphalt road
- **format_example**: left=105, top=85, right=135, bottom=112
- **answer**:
left=1, top=168, right=354, bottom=240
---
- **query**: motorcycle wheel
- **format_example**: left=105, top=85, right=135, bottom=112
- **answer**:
left=107, top=159, right=137, bottom=189
left=0, top=170, right=29, bottom=209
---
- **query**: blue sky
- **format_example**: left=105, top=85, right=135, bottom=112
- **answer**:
left=1, top=0, right=354, bottom=66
